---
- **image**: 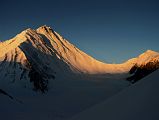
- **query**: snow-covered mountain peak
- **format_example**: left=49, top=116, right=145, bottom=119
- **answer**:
left=37, top=25, right=52, bottom=29
left=1, top=25, right=159, bottom=76
left=0, top=25, right=159, bottom=93
left=36, top=25, right=54, bottom=34
left=139, top=50, right=158, bottom=57
left=136, top=50, right=159, bottom=66
left=36, top=26, right=138, bottom=74
left=143, top=49, right=158, bottom=56
left=17, top=28, right=35, bottom=37
left=1, top=26, right=159, bottom=76
left=1, top=26, right=159, bottom=120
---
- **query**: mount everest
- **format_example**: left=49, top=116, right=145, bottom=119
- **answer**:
left=0, top=25, right=159, bottom=120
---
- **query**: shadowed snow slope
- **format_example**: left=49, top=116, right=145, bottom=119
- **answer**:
left=0, top=25, right=159, bottom=92
left=70, top=70, right=159, bottom=120
left=0, top=25, right=159, bottom=120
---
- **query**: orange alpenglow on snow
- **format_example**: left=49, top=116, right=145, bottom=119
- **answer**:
left=0, top=25, right=158, bottom=75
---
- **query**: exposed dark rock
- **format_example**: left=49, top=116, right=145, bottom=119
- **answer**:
left=29, top=67, right=49, bottom=93
left=127, top=60, right=159, bottom=83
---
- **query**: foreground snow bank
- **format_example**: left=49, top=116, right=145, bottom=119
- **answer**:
left=70, top=70, right=159, bottom=120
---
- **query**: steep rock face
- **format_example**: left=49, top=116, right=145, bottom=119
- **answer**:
left=127, top=50, right=159, bottom=83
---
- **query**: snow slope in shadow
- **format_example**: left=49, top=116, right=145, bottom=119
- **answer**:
left=70, top=70, right=159, bottom=120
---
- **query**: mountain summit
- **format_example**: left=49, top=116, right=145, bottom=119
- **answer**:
left=0, top=25, right=159, bottom=92
left=0, top=25, right=159, bottom=120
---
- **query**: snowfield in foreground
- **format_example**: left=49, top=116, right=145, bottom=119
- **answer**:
left=0, top=77, right=129, bottom=120
left=0, top=25, right=159, bottom=120
left=70, top=70, right=159, bottom=120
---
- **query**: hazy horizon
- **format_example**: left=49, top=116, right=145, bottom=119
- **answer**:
left=0, top=0, right=159, bottom=63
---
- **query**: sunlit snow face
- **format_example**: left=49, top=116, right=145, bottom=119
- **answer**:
left=0, top=0, right=159, bottom=63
